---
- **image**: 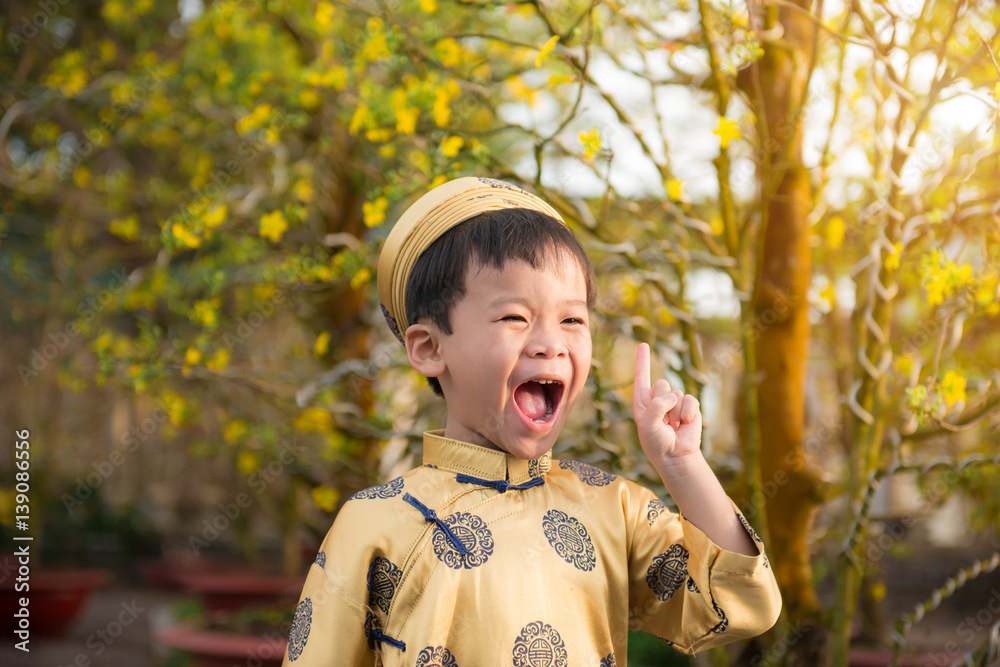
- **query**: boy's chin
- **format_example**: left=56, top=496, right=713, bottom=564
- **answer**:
left=498, top=428, right=562, bottom=460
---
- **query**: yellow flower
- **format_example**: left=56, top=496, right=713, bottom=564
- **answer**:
left=293, top=179, right=314, bottom=203
left=666, top=179, right=684, bottom=201
left=826, top=215, right=845, bottom=249
left=435, top=38, right=463, bottom=67
left=236, top=103, right=273, bottom=135
left=506, top=77, right=537, bottom=106
left=349, top=104, right=370, bottom=135
left=203, top=205, right=227, bottom=228
left=315, top=1, right=335, bottom=27
left=579, top=128, right=602, bottom=160
left=237, top=450, right=261, bottom=475
left=714, top=116, right=742, bottom=149
left=619, top=275, right=641, bottom=307
left=409, top=151, right=431, bottom=175
left=162, top=393, right=187, bottom=426
left=363, top=197, right=388, bottom=227
left=884, top=242, right=902, bottom=271
left=365, top=128, right=393, bottom=143
left=94, top=331, right=113, bottom=352
left=299, top=89, right=321, bottom=110
left=295, top=407, right=333, bottom=433
left=259, top=210, right=288, bottom=242
left=940, top=370, right=966, bottom=406
left=314, top=331, right=331, bottom=357
left=311, top=486, right=340, bottom=512
left=395, top=107, right=419, bottom=135
left=927, top=280, right=945, bottom=306
left=820, top=281, right=836, bottom=307
left=184, top=347, right=202, bottom=365
left=360, top=32, right=392, bottom=62
left=430, top=174, right=448, bottom=189
left=98, top=39, right=117, bottom=62
left=215, top=62, right=234, bottom=86
left=73, top=166, right=91, bottom=187
left=190, top=298, right=220, bottom=328
left=223, top=419, right=247, bottom=444
left=441, top=135, right=464, bottom=157
left=418, top=0, right=437, bottom=12
left=976, top=272, right=998, bottom=306
left=350, top=268, right=372, bottom=289
left=109, top=215, right=140, bottom=241
left=709, top=216, right=724, bottom=236
left=172, top=222, right=201, bottom=248
left=206, top=348, right=230, bottom=371
left=433, top=81, right=460, bottom=127
left=870, top=581, right=886, bottom=602
left=535, top=35, right=559, bottom=68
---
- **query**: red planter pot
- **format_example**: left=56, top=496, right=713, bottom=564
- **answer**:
left=173, top=571, right=306, bottom=613
left=0, top=562, right=109, bottom=636
left=157, top=624, right=287, bottom=667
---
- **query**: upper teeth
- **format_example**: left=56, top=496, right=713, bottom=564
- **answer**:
left=534, top=379, right=559, bottom=384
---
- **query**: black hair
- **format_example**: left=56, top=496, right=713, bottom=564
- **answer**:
left=405, top=207, right=597, bottom=396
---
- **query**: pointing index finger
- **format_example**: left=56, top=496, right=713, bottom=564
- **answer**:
left=635, top=342, right=651, bottom=393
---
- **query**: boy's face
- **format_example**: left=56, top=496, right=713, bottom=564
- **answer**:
left=431, top=250, right=592, bottom=459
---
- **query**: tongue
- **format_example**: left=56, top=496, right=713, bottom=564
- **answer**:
left=514, top=382, right=548, bottom=420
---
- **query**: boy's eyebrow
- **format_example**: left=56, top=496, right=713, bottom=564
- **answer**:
left=488, top=296, right=589, bottom=309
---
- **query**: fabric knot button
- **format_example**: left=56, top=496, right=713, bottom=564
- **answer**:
left=455, top=474, right=545, bottom=493
left=364, top=611, right=406, bottom=651
left=403, top=493, right=472, bottom=557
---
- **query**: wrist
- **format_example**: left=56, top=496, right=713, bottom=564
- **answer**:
left=650, top=449, right=709, bottom=484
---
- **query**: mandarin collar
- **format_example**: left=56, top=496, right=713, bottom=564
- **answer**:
left=422, top=430, right=551, bottom=484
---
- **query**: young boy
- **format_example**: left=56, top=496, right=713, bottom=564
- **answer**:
left=283, top=177, right=780, bottom=666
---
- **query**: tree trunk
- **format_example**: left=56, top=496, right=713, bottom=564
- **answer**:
left=738, top=0, right=825, bottom=628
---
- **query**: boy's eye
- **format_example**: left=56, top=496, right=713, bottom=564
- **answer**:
left=563, top=317, right=586, bottom=325
left=501, top=315, right=526, bottom=322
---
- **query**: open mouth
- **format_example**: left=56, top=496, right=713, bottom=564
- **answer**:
left=513, top=378, right=565, bottom=425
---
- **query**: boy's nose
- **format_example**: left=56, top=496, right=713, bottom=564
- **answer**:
left=526, top=326, right=567, bottom=358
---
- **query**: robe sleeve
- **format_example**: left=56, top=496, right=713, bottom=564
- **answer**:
left=625, top=483, right=781, bottom=655
left=282, top=498, right=383, bottom=667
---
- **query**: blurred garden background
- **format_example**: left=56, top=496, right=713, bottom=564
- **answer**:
left=2, top=0, right=1000, bottom=665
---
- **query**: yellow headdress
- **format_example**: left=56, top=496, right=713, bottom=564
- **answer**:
left=377, top=177, right=565, bottom=342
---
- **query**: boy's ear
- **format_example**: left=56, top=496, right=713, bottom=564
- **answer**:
left=404, top=322, right=446, bottom=379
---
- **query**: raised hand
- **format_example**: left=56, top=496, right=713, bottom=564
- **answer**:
left=632, top=342, right=703, bottom=463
